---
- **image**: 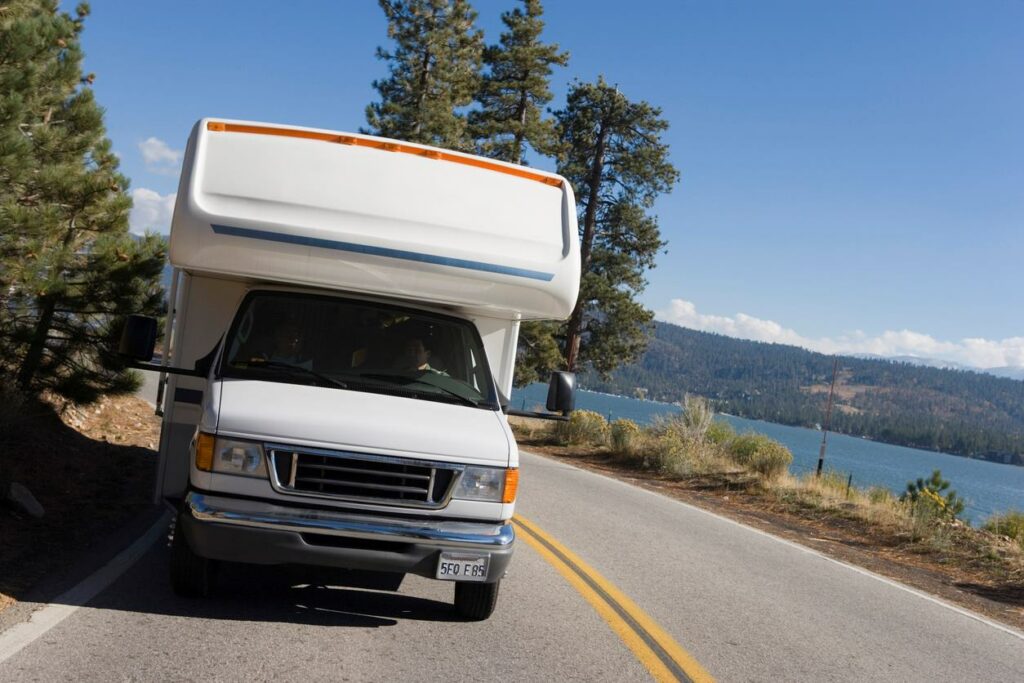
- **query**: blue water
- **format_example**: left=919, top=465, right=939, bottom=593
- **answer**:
left=511, top=384, right=1024, bottom=525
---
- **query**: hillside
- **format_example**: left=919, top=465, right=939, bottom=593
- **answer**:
left=584, top=322, right=1024, bottom=465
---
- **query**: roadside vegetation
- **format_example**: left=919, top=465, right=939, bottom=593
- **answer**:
left=513, top=396, right=1024, bottom=621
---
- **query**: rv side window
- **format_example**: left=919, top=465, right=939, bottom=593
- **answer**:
left=219, top=291, right=498, bottom=409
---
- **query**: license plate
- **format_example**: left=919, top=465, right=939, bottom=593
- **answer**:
left=436, top=552, right=489, bottom=582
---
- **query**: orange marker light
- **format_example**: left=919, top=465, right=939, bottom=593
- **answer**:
left=206, top=121, right=564, bottom=188
left=195, top=432, right=215, bottom=472
left=502, top=468, right=520, bottom=504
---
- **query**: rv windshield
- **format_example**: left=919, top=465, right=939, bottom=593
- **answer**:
left=219, top=291, right=498, bottom=409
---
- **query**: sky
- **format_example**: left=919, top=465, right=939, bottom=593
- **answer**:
left=78, top=1, right=1024, bottom=370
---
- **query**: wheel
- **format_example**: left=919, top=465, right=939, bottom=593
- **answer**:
left=170, top=514, right=217, bottom=597
left=454, top=580, right=500, bottom=621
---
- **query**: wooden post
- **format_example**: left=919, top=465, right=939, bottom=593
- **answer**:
left=816, top=357, right=839, bottom=477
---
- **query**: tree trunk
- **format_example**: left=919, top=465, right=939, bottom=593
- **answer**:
left=17, top=295, right=55, bottom=389
left=18, top=215, right=78, bottom=389
left=512, top=88, right=529, bottom=164
left=411, top=6, right=440, bottom=140
left=563, top=119, right=608, bottom=372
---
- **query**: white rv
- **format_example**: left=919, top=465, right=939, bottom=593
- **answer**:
left=120, top=119, right=580, bottom=620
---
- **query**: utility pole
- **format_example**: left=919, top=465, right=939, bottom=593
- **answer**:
left=816, top=356, right=839, bottom=477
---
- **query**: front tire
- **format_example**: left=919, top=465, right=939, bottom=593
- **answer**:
left=170, top=514, right=217, bottom=598
left=454, top=580, right=500, bottom=621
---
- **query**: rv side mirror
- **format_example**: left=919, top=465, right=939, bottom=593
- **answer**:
left=546, top=371, right=576, bottom=414
left=118, top=315, right=158, bottom=361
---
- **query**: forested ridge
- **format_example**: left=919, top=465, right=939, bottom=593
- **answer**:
left=583, top=322, right=1024, bottom=465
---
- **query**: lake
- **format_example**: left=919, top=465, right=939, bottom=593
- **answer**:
left=510, top=383, right=1024, bottom=525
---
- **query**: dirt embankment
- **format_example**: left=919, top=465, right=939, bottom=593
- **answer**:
left=0, top=393, right=160, bottom=612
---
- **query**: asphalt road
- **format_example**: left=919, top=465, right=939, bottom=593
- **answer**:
left=2, top=449, right=1022, bottom=681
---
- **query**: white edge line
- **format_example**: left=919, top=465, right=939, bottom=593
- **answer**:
left=0, top=511, right=172, bottom=665
left=522, top=450, right=1024, bottom=642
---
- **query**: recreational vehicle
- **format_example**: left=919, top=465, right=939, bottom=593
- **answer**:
left=119, top=119, right=580, bottom=620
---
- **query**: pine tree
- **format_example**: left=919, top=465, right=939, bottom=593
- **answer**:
left=460, top=0, right=568, bottom=387
left=0, top=1, right=165, bottom=403
left=365, top=0, right=483, bottom=151
left=469, top=0, right=567, bottom=164
left=514, top=319, right=563, bottom=386
left=555, top=78, right=678, bottom=376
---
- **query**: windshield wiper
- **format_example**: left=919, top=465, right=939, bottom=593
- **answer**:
left=356, top=372, right=482, bottom=408
left=242, top=359, right=348, bottom=390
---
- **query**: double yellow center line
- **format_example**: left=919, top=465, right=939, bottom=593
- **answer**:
left=513, top=515, right=714, bottom=683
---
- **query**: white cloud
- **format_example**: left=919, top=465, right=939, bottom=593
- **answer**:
left=129, top=188, right=175, bottom=235
left=656, top=298, right=1024, bottom=370
left=138, top=137, right=182, bottom=175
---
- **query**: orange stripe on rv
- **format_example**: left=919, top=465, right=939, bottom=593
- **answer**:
left=206, top=121, right=563, bottom=188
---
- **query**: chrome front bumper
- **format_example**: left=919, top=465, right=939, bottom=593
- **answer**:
left=180, top=492, right=515, bottom=581
left=185, top=492, right=514, bottom=548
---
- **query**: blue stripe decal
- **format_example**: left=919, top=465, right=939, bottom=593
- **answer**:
left=210, top=224, right=555, bottom=282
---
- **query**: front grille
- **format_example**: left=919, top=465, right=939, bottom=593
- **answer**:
left=268, top=446, right=459, bottom=508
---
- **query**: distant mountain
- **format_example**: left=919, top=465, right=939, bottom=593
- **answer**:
left=854, top=353, right=1024, bottom=381
left=986, top=366, right=1024, bottom=381
left=853, top=353, right=968, bottom=371
left=585, top=322, right=1024, bottom=465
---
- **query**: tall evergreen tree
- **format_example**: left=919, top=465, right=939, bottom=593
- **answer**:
left=554, top=78, right=678, bottom=375
left=365, top=0, right=483, bottom=151
left=469, top=0, right=567, bottom=164
left=0, top=1, right=165, bottom=403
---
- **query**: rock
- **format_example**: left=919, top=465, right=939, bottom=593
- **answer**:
left=7, top=482, right=45, bottom=518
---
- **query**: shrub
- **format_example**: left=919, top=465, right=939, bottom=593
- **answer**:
left=983, top=511, right=1024, bottom=548
left=641, top=429, right=693, bottom=477
left=727, top=433, right=793, bottom=479
left=553, top=410, right=609, bottom=446
left=901, top=470, right=965, bottom=520
left=705, top=419, right=735, bottom=445
left=680, top=394, right=714, bottom=440
left=868, top=486, right=896, bottom=505
left=610, top=419, right=640, bottom=454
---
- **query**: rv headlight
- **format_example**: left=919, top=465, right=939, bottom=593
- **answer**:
left=212, top=437, right=267, bottom=478
left=453, top=466, right=517, bottom=503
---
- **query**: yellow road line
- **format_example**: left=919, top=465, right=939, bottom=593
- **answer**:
left=513, top=515, right=714, bottom=683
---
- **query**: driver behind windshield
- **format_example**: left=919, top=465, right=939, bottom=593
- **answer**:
left=395, top=336, right=445, bottom=375
left=264, top=319, right=313, bottom=370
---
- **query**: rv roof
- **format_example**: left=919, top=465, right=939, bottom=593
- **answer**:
left=206, top=121, right=564, bottom=189
left=168, top=118, right=580, bottom=321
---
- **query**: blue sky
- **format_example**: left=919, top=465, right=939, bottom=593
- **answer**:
left=80, top=1, right=1024, bottom=369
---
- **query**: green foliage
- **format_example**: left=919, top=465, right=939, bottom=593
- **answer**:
left=0, top=0, right=165, bottom=403
left=365, top=0, right=483, bottom=151
left=983, top=511, right=1024, bottom=548
left=705, top=419, right=736, bottom=445
left=610, top=418, right=640, bottom=453
left=555, top=78, right=679, bottom=376
left=553, top=409, right=609, bottom=446
left=469, top=0, right=567, bottom=163
left=901, top=470, right=965, bottom=519
left=584, top=322, right=1024, bottom=462
left=514, top=319, right=563, bottom=386
left=727, top=434, right=793, bottom=479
